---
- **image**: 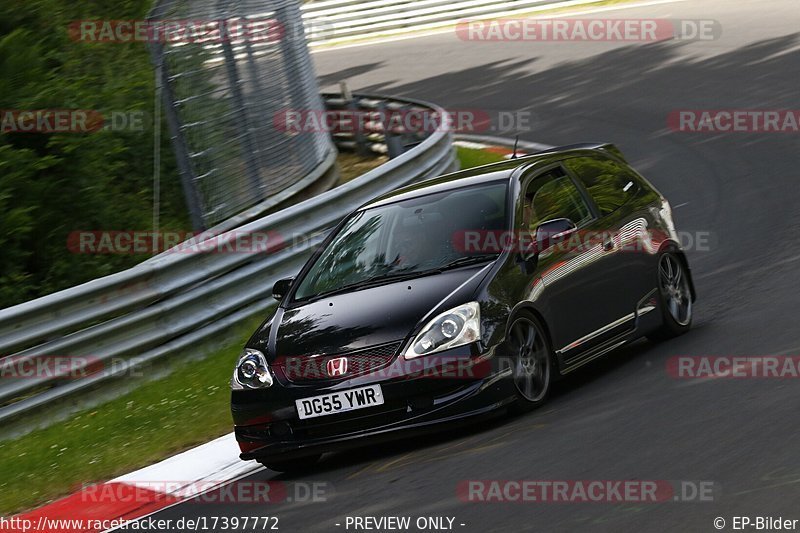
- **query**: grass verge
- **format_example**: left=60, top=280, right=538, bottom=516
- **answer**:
left=0, top=316, right=263, bottom=516
left=0, top=143, right=506, bottom=516
left=456, top=145, right=508, bottom=168
left=336, top=152, right=390, bottom=184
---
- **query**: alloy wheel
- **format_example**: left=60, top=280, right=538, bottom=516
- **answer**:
left=508, top=317, right=550, bottom=402
left=658, top=253, right=692, bottom=326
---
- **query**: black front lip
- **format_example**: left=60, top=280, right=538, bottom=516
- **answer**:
left=239, top=413, right=510, bottom=462
left=233, top=347, right=516, bottom=461
left=238, top=380, right=513, bottom=461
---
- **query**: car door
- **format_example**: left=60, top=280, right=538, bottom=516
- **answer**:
left=563, top=155, right=652, bottom=324
left=521, top=164, right=622, bottom=358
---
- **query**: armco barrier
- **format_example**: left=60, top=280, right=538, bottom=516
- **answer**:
left=0, top=94, right=456, bottom=426
left=301, top=0, right=607, bottom=46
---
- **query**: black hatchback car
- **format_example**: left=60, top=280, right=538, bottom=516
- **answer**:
left=231, top=143, right=696, bottom=472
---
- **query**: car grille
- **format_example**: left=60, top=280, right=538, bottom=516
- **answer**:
left=276, top=341, right=403, bottom=383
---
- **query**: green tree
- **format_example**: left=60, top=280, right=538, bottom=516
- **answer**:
left=0, top=0, right=189, bottom=309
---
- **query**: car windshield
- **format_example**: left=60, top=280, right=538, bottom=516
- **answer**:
left=293, top=181, right=508, bottom=301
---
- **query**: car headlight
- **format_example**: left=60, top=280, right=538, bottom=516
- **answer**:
left=232, top=348, right=273, bottom=389
left=405, top=302, right=481, bottom=359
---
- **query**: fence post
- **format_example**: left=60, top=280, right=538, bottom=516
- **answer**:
left=150, top=40, right=207, bottom=231
left=217, top=5, right=265, bottom=198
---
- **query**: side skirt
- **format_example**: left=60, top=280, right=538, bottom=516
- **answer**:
left=556, top=289, right=658, bottom=374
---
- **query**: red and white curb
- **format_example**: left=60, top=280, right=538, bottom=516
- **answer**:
left=453, top=134, right=553, bottom=159
left=454, top=139, right=527, bottom=159
left=3, top=433, right=256, bottom=533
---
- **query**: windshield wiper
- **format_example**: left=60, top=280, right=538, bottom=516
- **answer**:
left=300, top=256, right=499, bottom=302
left=305, top=270, right=422, bottom=300
left=437, top=254, right=499, bottom=271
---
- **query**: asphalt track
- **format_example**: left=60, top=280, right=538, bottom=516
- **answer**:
left=138, top=1, right=800, bottom=531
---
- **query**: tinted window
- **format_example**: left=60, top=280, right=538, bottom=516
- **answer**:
left=566, top=156, right=639, bottom=216
left=522, top=169, right=592, bottom=232
left=293, top=182, right=507, bottom=300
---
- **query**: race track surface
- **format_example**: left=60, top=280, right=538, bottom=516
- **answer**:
left=135, top=1, right=800, bottom=531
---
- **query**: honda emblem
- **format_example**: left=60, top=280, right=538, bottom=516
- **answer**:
left=326, top=357, right=348, bottom=377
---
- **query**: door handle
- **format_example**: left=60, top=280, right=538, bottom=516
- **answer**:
left=602, top=236, right=615, bottom=251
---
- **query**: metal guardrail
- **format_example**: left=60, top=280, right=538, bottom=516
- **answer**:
left=302, top=0, right=592, bottom=46
left=0, top=94, right=456, bottom=426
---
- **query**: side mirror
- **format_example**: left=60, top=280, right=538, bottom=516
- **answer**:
left=272, top=277, right=295, bottom=301
left=535, top=218, right=577, bottom=252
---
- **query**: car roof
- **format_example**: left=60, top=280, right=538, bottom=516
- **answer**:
left=360, top=142, right=622, bottom=210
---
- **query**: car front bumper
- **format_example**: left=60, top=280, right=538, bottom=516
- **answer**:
left=231, top=345, right=515, bottom=461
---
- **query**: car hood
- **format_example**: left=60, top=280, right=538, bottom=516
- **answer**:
left=250, top=265, right=492, bottom=361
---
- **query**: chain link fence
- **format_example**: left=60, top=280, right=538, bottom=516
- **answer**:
left=149, top=0, right=336, bottom=229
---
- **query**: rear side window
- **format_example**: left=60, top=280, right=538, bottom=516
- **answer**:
left=565, top=156, right=639, bottom=216
left=522, top=168, right=593, bottom=231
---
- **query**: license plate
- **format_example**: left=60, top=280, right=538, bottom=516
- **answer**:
left=295, top=384, right=384, bottom=420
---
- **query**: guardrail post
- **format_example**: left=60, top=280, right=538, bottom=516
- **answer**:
left=340, top=81, right=369, bottom=156
left=378, top=101, right=403, bottom=158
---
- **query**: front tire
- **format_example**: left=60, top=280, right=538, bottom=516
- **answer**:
left=258, top=453, right=321, bottom=473
left=505, top=313, right=554, bottom=412
left=648, top=251, right=693, bottom=341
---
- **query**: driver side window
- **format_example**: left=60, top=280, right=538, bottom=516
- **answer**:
left=522, top=168, right=592, bottom=232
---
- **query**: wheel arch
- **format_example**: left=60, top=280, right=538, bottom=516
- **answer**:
left=657, top=240, right=697, bottom=302
left=506, top=302, right=562, bottom=374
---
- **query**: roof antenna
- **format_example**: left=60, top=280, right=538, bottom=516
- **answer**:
left=510, top=135, right=520, bottom=159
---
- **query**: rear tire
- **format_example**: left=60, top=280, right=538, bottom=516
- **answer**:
left=505, top=313, right=554, bottom=413
left=647, top=251, right=693, bottom=342
left=258, top=453, right=321, bottom=473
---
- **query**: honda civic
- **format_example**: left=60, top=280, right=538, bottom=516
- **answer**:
left=231, top=142, right=696, bottom=472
